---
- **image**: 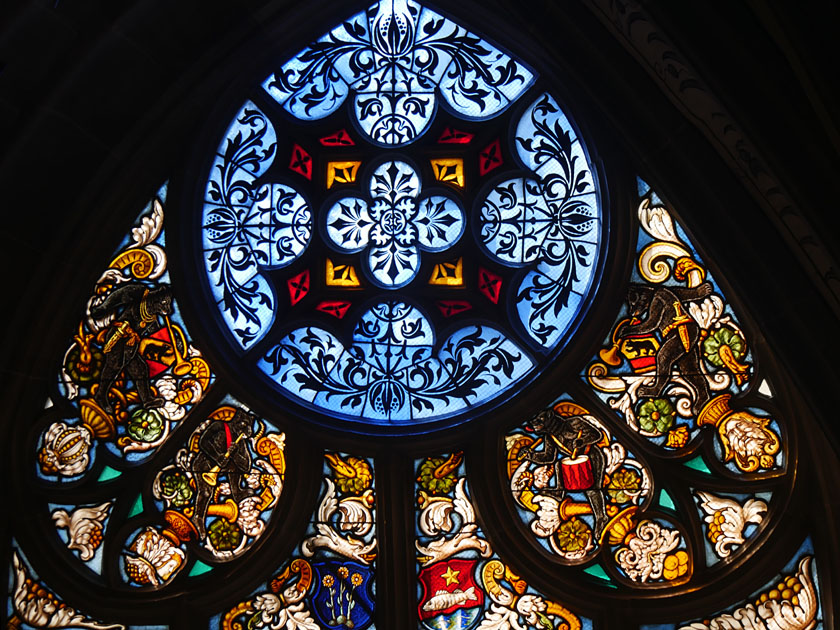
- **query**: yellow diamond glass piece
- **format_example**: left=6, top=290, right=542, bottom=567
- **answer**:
left=430, top=158, right=465, bottom=188
left=326, top=161, right=362, bottom=188
left=326, top=258, right=361, bottom=287
left=429, top=258, right=463, bottom=286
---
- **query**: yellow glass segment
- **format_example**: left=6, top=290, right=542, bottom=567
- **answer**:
left=429, top=258, right=463, bottom=286
left=326, top=258, right=361, bottom=287
left=326, top=161, right=362, bottom=188
left=430, top=158, right=465, bottom=188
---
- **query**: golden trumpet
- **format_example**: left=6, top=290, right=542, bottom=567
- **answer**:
left=163, top=315, right=193, bottom=377
left=598, top=318, right=631, bottom=367
left=202, top=433, right=247, bottom=486
left=207, top=498, right=239, bottom=522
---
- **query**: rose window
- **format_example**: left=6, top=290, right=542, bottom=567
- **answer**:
left=14, top=1, right=825, bottom=630
left=190, top=1, right=605, bottom=433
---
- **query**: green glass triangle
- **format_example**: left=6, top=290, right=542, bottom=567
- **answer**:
left=659, top=489, right=676, bottom=511
left=189, top=560, right=214, bottom=576
left=684, top=455, right=711, bottom=474
left=583, top=563, right=616, bottom=587
left=97, top=466, right=122, bottom=482
left=128, top=495, right=143, bottom=518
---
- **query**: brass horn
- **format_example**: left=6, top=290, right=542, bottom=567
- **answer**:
left=202, top=433, right=247, bottom=486
left=164, top=314, right=193, bottom=377
left=598, top=317, right=630, bottom=367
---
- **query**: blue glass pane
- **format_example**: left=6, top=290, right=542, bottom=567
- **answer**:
left=258, top=301, right=533, bottom=425
left=515, top=93, right=581, bottom=182
left=262, top=0, right=534, bottom=146
left=475, top=92, right=601, bottom=349
left=325, top=197, right=374, bottom=252
left=201, top=102, right=314, bottom=350
left=262, top=41, right=351, bottom=120
left=438, top=36, right=533, bottom=119
left=354, top=88, right=437, bottom=146
left=516, top=273, right=585, bottom=348
left=246, top=184, right=312, bottom=267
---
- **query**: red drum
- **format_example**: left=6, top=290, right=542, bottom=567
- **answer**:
left=561, top=455, right=594, bottom=490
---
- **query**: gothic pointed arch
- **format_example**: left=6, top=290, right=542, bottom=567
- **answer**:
left=2, top=2, right=838, bottom=630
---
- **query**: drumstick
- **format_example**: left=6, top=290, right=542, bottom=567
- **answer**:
left=571, top=429, right=583, bottom=459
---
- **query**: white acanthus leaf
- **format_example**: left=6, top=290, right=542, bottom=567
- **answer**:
left=52, top=502, right=111, bottom=561
left=614, top=520, right=680, bottom=583
left=86, top=270, right=128, bottom=332
left=695, top=491, right=767, bottom=557
left=530, top=495, right=560, bottom=537
left=132, top=198, right=164, bottom=246
left=237, top=496, right=266, bottom=538
left=337, top=496, right=374, bottom=536
left=416, top=478, right=491, bottom=565
left=688, top=295, right=724, bottom=329
left=419, top=499, right=455, bottom=536
left=477, top=603, right=527, bottom=630
left=301, top=479, right=376, bottom=564
left=252, top=595, right=319, bottom=630
left=12, top=551, right=124, bottom=630
left=679, top=557, right=817, bottom=630
left=638, top=199, right=680, bottom=244
left=602, top=442, right=626, bottom=474
left=515, top=594, right=547, bottom=626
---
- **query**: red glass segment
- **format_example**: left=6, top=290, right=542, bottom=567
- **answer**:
left=289, top=143, right=313, bottom=180
left=287, top=270, right=310, bottom=306
left=145, top=326, right=174, bottom=377
left=477, top=267, right=502, bottom=304
left=437, top=300, right=473, bottom=317
left=418, top=558, right=484, bottom=620
left=437, top=127, right=474, bottom=144
left=319, top=129, right=355, bottom=146
left=316, top=300, right=351, bottom=319
left=479, top=138, right=503, bottom=175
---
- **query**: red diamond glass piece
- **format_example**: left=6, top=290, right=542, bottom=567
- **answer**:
left=437, top=300, right=473, bottom=317
left=289, top=143, right=313, bottom=180
left=438, top=127, right=473, bottom=144
left=478, top=267, right=502, bottom=304
left=316, top=300, right=351, bottom=319
left=479, top=138, right=503, bottom=175
left=287, top=270, right=310, bottom=306
left=319, top=129, right=355, bottom=146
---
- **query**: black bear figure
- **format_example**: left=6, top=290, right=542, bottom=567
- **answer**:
left=90, top=284, right=173, bottom=413
left=618, top=283, right=714, bottom=415
left=191, top=410, right=256, bottom=540
left=518, top=408, right=609, bottom=540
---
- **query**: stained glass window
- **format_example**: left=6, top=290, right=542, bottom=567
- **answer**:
left=5, top=2, right=836, bottom=630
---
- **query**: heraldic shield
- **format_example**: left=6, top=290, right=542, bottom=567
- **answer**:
left=311, top=560, right=375, bottom=629
left=418, top=558, right=484, bottom=630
